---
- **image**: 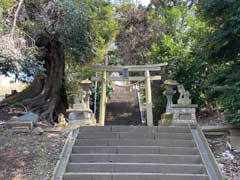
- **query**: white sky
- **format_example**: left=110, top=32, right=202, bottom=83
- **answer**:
left=140, top=0, right=150, bottom=6
left=113, top=0, right=150, bottom=6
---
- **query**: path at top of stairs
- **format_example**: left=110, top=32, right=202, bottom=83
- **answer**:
left=106, top=84, right=141, bottom=126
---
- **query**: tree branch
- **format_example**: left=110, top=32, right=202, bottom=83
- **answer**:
left=10, top=0, right=24, bottom=38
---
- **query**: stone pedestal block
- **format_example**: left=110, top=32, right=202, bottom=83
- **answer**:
left=172, top=104, right=198, bottom=125
left=159, top=112, right=173, bottom=126
left=67, top=103, right=96, bottom=125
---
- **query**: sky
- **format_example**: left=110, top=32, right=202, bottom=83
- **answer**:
left=112, top=0, right=150, bottom=6
left=140, top=0, right=150, bottom=6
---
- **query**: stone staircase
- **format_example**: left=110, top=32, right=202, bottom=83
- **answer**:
left=106, top=84, right=141, bottom=126
left=62, top=126, right=213, bottom=180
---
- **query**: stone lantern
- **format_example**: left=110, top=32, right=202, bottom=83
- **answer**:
left=163, top=80, right=178, bottom=113
left=67, top=79, right=96, bottom=125
left=79, top=79, right=92, bottom=110
left=159, top=80, right=178, bottom=126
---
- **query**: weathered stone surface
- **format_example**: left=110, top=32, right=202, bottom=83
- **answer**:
left=32, top=127, right=44, bottom=135
left=0, top=137, right=8, bottom=146
left=163, top=81, right=177, bottom=113
left=4, top=121, right=33, bottom=130
left=58, top=126, right=214, bottom=180
left=229, top=129, right=240, bottom=149
left=9, top=126, right=30, bottom=133
left=11, top=112, right=39, bottom=122
left=67, top=82, right=96, bottom=126
left=229, top=136, right=240, bottom=149
left=177, top=84, right=192, bottom=105
left=172, top=104, right=198, bottom=125
left=0, top=95, right=5, bottom=102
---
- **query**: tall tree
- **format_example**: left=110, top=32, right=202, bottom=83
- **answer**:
left=0, top=0, right=116, bottom=123
left=199, top=0, right=240, bottom=124
left=115, top=4, right=161, bottom=65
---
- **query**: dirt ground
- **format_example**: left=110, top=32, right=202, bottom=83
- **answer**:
left=206, top=134, right=240, bottom=180
left=0, top=130, right=66, bottom=180
left=198, top=111, right=240, bottom=180
left=0, top=106, right=67, bottom=180
left=197, top=110, right=226, bottom=126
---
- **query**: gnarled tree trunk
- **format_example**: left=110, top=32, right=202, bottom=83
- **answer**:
left=3, top=33, right=68, bottom=123
left=1, top=0, right=70, bottom=123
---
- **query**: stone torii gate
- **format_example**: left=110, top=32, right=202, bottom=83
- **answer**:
left=91, top=63, right=168, bottom=126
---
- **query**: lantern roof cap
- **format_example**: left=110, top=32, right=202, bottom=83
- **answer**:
left=164, top=80, right=178, bottom=86
left=80, top=79, right=92, bottom=84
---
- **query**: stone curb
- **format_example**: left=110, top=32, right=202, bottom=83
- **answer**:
left=192, top=125, right=223, bottom=180
left=51, top=128, right=79, bottom=180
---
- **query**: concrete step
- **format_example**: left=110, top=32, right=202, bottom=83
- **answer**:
left=108, top=100, right=136, bottom=103
left=63, top=172, right=209, bottom=180
left=74, top=139, right=196, bottom=147
left=66, top=163, right=206, bottom=174
left=109, top=96, right=136, bottom=99
left=77, top=132, right=193, bottom=140
left=109, top=94, right=135, bottom=96
left=78, top=126, right=191, bottom=133
left=72, top=146, right=199, bottom=155
left=59, top=126, right=212, bottom=180
left=69, top=154, right=202, bottom=164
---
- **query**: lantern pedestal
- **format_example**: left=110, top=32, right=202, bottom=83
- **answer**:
left=172, top=104, right=198, bottom=126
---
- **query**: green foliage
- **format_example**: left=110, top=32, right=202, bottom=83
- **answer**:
left=114, top=1, right=211, bottom=120
left=0, top=0, right=117, bottom=91
left=0, top=0, right=14, bottom=31
left=58, top=0, right=117, bottom=64
left=62, top=0, right=117, bottom=100
left=0, top=0, right=14, bottom=11
left=199, top=0, right=240, bottom=124
left=210, top=64, right=240, bottom=125
left=0, top=48, right=44, bottom=82
left=199, top=0, right=240, bottom=63
left=147, top=2, right=209, bottom=106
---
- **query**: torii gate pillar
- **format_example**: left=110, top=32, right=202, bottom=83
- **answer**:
left=145, top=70, right=153, bottom=126
left=99, top=70, right=107, bottom=126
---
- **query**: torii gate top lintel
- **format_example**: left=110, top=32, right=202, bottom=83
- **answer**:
left=92, top=63, right=168, bottom=126
left=92, top=63, right=168, bottom=72
left=91, top=63, right=168, bottom=82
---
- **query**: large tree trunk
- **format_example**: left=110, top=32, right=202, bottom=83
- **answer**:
left=2, top=34, right=68, bottom=123
left=1, top=0, right=68, bottom=123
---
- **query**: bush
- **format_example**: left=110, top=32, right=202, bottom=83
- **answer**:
left=210, top=63, right=240, bottom=125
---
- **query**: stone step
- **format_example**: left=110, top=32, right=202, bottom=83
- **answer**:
left=66, top=163, right=206, bottom=174
left=77, top=132, right=193, bottom=140
left=72, top=146, right=199, bottom=155
left=4, top=121, right=33, bottom=130
left=63, top=172, right=209, bottom=180
left=109, top=98, right=135, bottom=101
left=74, top=139, right=196, bottom=147
left=78, top=126, right=191, bottom=133
left=69, top=154, right=202, bottom=164
left=110, top=93, right=135, bottom=95
left=109, top=95, right=131, bottom=97
left=59, top=126, right=212, bottom=180
left=108, top=99, right=137, bottom=102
